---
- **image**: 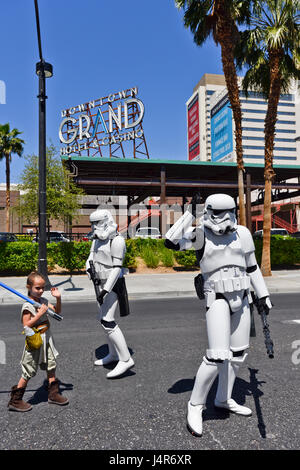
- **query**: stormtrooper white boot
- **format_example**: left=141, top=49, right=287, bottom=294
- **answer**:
left=94, top=336, right=118, bottom=366
left=187, top=357, right=219, bottom=436
left=215, top=359, right=252, bottom=416
left=106, top=326, right=134, bottom=379
left=187, top=402, right=204, bottom=437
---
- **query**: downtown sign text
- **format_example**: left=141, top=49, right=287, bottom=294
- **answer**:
left=59, top=87, right=145, bottom=157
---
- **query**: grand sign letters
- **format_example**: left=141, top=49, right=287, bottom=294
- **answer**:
left=59, top=87, right=146, bottom=157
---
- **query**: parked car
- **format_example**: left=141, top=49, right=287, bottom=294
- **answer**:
left=135, top=227, right=161, bottom=239
left=82, top=231, right=94, bottom=241
left=253, top=228, right=290, bottom=239
left=291, top=231, right=300, bottom=238
left=0, top=232, right=18, bottom=242
left=32, top=231, right=70, bottom=243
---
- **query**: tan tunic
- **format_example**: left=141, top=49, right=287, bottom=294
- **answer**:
left=20, top=297, right=59, bottom=366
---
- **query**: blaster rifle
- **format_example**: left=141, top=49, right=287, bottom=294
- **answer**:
left=253, top=294, right=274, bottom=359
left=87, top=260, right=102, bottom=304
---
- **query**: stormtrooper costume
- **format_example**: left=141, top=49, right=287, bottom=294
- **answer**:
left=86, top=209, right=134, bottom=379
left=165, top=193, right=272, bottom=436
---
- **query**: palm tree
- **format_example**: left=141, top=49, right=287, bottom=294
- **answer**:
left=175, top=0, right=252, bottom=226
left=0, top=123, right=25, bottom=232
left=237, top=0, right=300, bottom=276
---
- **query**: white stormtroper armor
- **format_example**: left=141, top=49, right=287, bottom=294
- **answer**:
left=165, top=193, right=272, bottom=436
left=86, top=209, right=134, bottom=378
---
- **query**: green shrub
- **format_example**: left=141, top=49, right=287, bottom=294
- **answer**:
left=159, top=247, right=174, bottom=267
left=174, top=250, right=197, bottom=268
left=51, top=241, right=91, bottom=272
left=0, top=242, right=38, bottom=274
left=254, top=236, right=300, bottom=266
left=1, top=236, right=300, bottom=275
left=123, top=240, right=137, bottom=269
left=133, top=237, right=159, bottom=256
left=254, top=239, right=262, bottom=265
left=123, top=251, right=137, bottom=269
left=271, top=236, right=300, bottom=265
left=125, top=238, right=138, bottom=255
left=140, top=245, right=160, bottom=268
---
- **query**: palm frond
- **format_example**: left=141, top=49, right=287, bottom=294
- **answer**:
left=175, top=1, right=217, bottom=45
left=0, top=123, right=25, bottom=160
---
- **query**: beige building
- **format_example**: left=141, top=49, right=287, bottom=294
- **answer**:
left=0, top=187, right=162, bottom=237
left=186, top=75, right=300, bottom=232
left=187, top=73, right=300, bottom=164
left=0, top=184, right=102, bottom=235
left=0, top=184, right=21, bottom=233
left=186, top=74, right=226, bottom=161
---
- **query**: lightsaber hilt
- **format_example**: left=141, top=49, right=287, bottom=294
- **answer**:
left=32, top=301, right=63, bottom=321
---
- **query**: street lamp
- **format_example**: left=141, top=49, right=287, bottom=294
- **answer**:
left=34, top=0, right=53, bottom=287
left=36, top=61, right=53, bottom=78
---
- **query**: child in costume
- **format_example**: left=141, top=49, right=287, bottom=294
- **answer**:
left=8, top=271, right=68, bottom=412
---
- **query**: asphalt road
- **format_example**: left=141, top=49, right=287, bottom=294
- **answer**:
left=0, top=294, right=299, bottom=451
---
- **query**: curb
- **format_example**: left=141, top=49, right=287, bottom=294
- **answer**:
left=0, top=287, right=297, bottom=306
left=128, top=291, right=197, bottom=300
left=0, top=291, right=198, bottom=305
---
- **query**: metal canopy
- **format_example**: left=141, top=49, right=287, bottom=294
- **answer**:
left=62, top=156, right=300, bottom=202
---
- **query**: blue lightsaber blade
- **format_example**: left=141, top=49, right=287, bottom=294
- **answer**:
left=0, top=281, right=63, bottom=321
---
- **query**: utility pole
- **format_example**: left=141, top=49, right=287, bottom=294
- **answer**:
left=34, top=0, right=53, bottom=287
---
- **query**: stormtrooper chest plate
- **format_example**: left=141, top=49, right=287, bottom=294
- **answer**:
left=200, top=229, right=246, bottom=275
left=93, top=239, right=113, bottom=268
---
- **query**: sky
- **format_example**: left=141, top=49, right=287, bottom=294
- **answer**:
left=0, top=0, right=223, bottom=183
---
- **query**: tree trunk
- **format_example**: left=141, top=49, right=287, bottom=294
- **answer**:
left=261, top=50, right=282, bottom=277
left=261, top=179, right=272, bottom=276
left=214, top=1, right=246, bottom=226
left=5, top=152, right=10, bottom=233
left=238, top=168, right=246, bottom=226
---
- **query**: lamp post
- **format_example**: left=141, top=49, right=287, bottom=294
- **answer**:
left=34, top=0, right=53, bottom=286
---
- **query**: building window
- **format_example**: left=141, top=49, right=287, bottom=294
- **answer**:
left=243, top=155, right=297, bottom=160
left=240, top=99, right=295, bottom=107
left=243, top=145, right=296, bottom=151
left=242, top=126, right=296, bottom=133
left=239, top=91, right=294, bottom=101
left=243, top=118, right=296, bottom=125
left=243, top=136, right=296, bottom=143
left=242, top=108, right=295, bottom=116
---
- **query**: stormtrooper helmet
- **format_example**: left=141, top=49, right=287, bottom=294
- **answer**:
left=203, top=194, right=237, bottom=235
left=89, top=209, right=118, bottom=240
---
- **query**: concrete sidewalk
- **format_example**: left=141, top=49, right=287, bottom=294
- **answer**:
left=0, top=269, right=299, bottom=305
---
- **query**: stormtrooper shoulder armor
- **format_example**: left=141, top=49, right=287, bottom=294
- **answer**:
left=111, top=235, right=126, bottom=265
left=236, top=225, right=255, bottom=255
